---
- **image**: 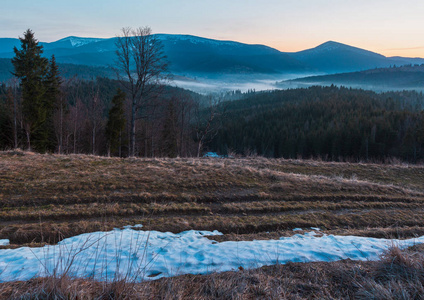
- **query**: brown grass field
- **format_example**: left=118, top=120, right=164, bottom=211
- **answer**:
left=1, top=150, right=424, bottom=298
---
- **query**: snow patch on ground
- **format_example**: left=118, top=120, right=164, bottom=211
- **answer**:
left=0, top=227, right=422, bottom=282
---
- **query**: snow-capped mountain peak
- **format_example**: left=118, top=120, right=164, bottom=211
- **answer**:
left=55, top=36, right=104, bottom=47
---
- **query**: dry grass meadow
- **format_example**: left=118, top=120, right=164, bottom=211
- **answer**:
left=1, top=150, right=424, bottom=298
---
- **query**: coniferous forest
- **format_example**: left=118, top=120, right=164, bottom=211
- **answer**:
left=210, top=86, right=424, bottom=163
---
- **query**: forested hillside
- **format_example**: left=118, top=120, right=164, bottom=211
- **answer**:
left=0, top=58, right=116, bottom=82
left=210, top=86, right=424, bottom=162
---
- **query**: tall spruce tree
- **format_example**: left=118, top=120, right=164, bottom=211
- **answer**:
left=12, top=29, right=60, bottom=152
left=44, top=55, right=63, bottom=151
left=106, top=89, right=126, bottom=156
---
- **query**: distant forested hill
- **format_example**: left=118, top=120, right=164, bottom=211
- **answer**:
left=281, top=65, right=424, bottom=90
left=0, top=59, right=12, bottom=82
left=211, top=86, right=424, bottom=162
left=0, top=58, right=116, bottom=82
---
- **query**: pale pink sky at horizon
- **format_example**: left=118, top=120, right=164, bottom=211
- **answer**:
left=3, top=0, right=424, bottom=57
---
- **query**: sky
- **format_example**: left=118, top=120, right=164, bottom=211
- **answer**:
left=3, top=0, right=424, bottom=57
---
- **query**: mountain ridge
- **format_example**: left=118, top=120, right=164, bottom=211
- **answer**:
left=1, top=34, right=424, bottom=81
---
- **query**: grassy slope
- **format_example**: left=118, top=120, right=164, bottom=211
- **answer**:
left=2, top=151, right=424, bottom=299
left=1, top=150, right=424, bottom=246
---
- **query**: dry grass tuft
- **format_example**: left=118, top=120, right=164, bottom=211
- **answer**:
left=354, top=246, right=424, bottom=300
left=2, top=276, right=144, bottom=300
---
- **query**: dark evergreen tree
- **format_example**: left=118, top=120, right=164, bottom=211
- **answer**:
left=45, top=55, right=62, bottom=108
left=43, top=55, right=63, bottom=151
left=105, top=89, right=126, bottom=156
left=12, top=29, right=50, bottom=152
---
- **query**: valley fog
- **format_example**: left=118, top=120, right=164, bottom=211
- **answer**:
left=171, top=73, right=321, bottom=93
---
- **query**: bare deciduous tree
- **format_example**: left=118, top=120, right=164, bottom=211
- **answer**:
left=115, top=26, right=168, bottom=157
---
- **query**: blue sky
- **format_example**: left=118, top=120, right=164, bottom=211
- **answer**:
left=3, top=0, right=424, bottom=57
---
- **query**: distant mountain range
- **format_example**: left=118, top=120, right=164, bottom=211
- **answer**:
left=1, top=34, right=424, bottom=86
left=2, top=35, right=424, bottom=73
left=0, top=35, right=307, bottom=76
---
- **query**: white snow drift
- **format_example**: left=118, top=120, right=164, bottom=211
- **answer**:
left=0, top=226, right=423, bottom=282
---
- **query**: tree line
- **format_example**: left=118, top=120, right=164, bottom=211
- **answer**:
left=0, top=75, right=217, bottom=157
